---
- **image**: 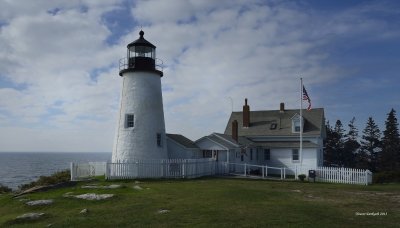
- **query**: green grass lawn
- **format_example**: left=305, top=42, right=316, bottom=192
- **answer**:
left=0, top=178, right=399, bottom=227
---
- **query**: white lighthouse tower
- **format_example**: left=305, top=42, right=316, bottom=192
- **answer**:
left=112, top=30, right=168, bottom=162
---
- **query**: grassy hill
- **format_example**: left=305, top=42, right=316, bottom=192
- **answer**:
left=0, top=177, right=399, bottom=227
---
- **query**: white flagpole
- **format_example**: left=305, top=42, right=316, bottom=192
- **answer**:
left=300, top=78, right=303, bottom=166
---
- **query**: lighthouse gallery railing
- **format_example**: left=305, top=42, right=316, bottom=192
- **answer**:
left=119, top=57, right=164, bottom=72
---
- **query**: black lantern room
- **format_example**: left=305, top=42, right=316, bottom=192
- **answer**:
left=119, top=30, right=163, bottom=76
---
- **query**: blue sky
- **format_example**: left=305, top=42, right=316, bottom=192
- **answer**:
left=0, top=0, right=399, bottom=152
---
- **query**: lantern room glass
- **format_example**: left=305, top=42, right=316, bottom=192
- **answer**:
left=128, top=46, right=155, bottom=59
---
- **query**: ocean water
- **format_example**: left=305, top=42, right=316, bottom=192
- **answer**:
left=0, top=152, right=111, bottom=190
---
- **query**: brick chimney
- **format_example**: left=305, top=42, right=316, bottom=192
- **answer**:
left=232, top=120, right=238, bottom=142
left=280, top=102, right=285, bottom=113
left=243, top=98, right=250, bottom=128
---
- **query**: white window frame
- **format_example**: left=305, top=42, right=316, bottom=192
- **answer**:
left=291, top=114, right=305, bottom=133
left=125, top=114, right=134, bottom=128
left=292, top=149, right=299, bottom=162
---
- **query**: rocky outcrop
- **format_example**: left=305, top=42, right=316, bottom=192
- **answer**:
left=74, top=193, right=114, bottom=200
left=26, top=199, right=54, bottom=206
left=16, top=212, right=45, bottom=220
left=13, top=182, right=77, bottom=198
left=81, top=184, right=121, bottom=189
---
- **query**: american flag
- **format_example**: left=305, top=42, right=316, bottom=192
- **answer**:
left=302, top=85, right=311, bottom=110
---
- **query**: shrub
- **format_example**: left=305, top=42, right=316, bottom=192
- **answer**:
left=18, top=170, right=70, bottom=191
left=0, top=183, right=12, bottom=193
left=373, top=171, right=400, bottom=183
left=298, top=174, right=306, bottom=181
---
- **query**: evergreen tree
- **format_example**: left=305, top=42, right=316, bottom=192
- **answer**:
left=343, top=117, right=360, bottom=168
left=357, top=117, right=381, bottom=172
left=323, top=120, right=346, bottom=166
left=323, top=121, right=336, bottom=166
left=381, top=109, right=400, bottom=171
left=334, top=120, right=346, bottom=167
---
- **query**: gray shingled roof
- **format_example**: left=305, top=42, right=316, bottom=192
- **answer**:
left=224, top=108, right=325, bottom=137
left=253, top=141, right=318, bottom=148
left=166, top=134, right=199, bottom=149
left=206, top=134, right=237, bottom=149
left=213, top=133, right=254, bottom=147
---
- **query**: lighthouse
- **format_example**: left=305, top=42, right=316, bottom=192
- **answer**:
left=112, top=30, right=168, bottom=162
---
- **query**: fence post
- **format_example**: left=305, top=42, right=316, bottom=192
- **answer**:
left=70, top=162, right=74, bottom=181
left=244, top=163, right=247, bottom=176
left=369, top=170, right=373, bottom=185
left=182, top=160, right=186, bottom=178
left=262, top=165, right=265, bottom=178
left=105, top=163, right=109, bottom=180
left=283, top=167, right=286, bottom=179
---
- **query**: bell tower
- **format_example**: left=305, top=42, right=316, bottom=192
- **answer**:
left=112, top=30, right=168, bottom=162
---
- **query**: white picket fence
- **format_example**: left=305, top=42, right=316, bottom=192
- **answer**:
left=293, top=165, right=372, bottom=185
left=317, top=167, right=372, bottom=185
left=70, top=160, right=373, bottom=185
left=106, top=158, right=219, bottom=179
left=70, top=162, right=107, bottom=181
left=219, top=163, right=372, bottom=185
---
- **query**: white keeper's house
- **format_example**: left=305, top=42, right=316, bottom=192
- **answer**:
left=194, top=100, right=326, bottom=173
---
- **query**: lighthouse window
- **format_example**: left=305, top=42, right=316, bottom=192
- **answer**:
left=125, top=114, right=134, bottom=128
left=157, top=133, right=162, bottom=147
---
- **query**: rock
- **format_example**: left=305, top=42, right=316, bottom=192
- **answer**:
left=157, top=209, right=170, bottom=214
left=80, top=208, right=89, bottom=214
left=13, top=182, right=77, bottom=198
left=63, top=192, right=74, bottom=198
left=14, top=186, right=45, bottom=198
left=26, top=199, right=53, bottom=206
left=81, top=184, right=121, bottom=189
left=291, top=190, right=302, bottom=193
left=18, top=198, right=29, bottom=202
left=133, top=185, right=143, bottom=190
left=106, top=184, right=121, bottom=189
left=16, top=212, right=45, bottom=220
left=81, top=185, right=99, bottom=189
left=74, top=193, right=114, bottom=200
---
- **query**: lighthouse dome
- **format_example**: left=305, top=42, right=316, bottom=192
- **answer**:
left=127, top=30, right=156, bottom=49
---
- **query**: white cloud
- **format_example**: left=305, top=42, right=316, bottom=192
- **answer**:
left=131, top=0, right=338, bottom=139
left=0, top=1, right=123, bottom=152
left=0, top=0, right=398, bottom=151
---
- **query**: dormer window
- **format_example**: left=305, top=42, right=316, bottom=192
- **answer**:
left=291, top=114, right=304, bottom=133
left=294, top=120, right=301, bottom=132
